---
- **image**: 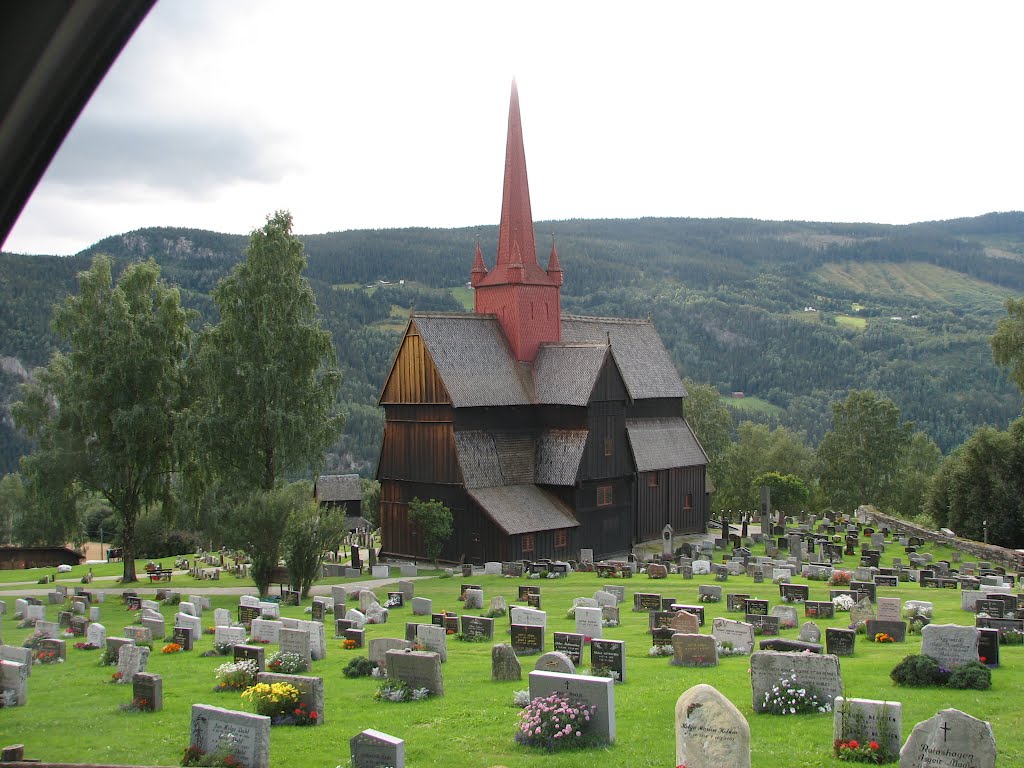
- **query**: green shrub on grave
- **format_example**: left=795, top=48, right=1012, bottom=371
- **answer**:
left=947, top=661, right=991, bottom=690
left=890, top=654, right=949, bottom=687
left=342, top=656, right=377, bottom=678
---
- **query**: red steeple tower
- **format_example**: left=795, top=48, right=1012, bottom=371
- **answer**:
left=473, top=81, right=562, bottom=363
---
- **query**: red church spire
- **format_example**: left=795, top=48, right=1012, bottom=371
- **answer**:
left=471, top=236, right=487, bottom=286
left=547, top=234, right=563, bottom=286
left=473, top=81, right=562, bottom=363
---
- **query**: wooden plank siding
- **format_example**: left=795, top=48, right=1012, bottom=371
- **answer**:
left=380, top=326, right=450, bottom=404
left=635, top=466, right=707, bottom=539
left=574, top=477, right=635, bottom=558
left=379, top=416, right=460, bottom=484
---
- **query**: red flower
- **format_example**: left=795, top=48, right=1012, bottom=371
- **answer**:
left=848, top=740, right=859, bottom=749
left=310, top=711, right=318, bottom=719
left=869, top=741, right=879, bottom=750
left=979, top=656, right=987, bottom=663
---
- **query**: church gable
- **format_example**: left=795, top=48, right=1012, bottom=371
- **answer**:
left=379, top=322, right=451, bottom=405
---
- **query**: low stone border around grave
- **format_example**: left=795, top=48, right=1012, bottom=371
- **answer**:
left=859, top=505, right=1024, bottom=570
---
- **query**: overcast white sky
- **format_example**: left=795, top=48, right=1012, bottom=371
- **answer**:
left=5, top=1, right=1023, bottom=256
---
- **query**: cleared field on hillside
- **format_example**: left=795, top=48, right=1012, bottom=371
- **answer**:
left=815, top=262, right=1011, bottom=311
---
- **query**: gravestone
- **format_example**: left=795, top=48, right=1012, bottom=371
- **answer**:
left=278, top=627, right=313, bottom=667
left=575, top=606, right=603, bottom=639
left=675, top=684, right=750, bottom=768
left=345, top=609, right=367, bottom=629
left=250, top=619, right=282, bottom=645
left=123, top=625, right=151, bottom=644
left=234, top=644, right=266, bottom=672
left=529, top=670, right=616, bottom=744
left=411, top=597, right=432, bottom=616
left=712, top=618, right=755, bottom=654
left=0, top=660, right=28, bottom=706
left=511, top=624, right=544, bottom=655
left=509, top=606, right=547, bottom=629
left=877, top=596, right=902, bottom=622
left=459, top=615, right=494, bottom=641
left=866, top=619, right=907, bottom=642
left=175, top=612, right=202, bottom=641
left=86, top=622, right=107, bottom=648
left=553, top=632, right=585, bottom=666
left=463, top=588, right=484, bottom=610
left=834, top=696, right=901, bottom=761
left=171, top=626, right=193, bottom=651
left=491, top=643, right=521, bottom=681
left=215, top=625, right=246, bottom=647
left=132, top=672, right=163, bottom=711
left=699, top=585, right=723, bottom=602
left=749, top=651, right=842, bottom=713
left=415, top=623, right=447, bottom=662
left=899, top=708, right=995, bottom=768
left=385, top=649, right=443, bottom=695
left=534, top=651, right=575, bottom=675
left=190, top=704, right=270, bottom=768
left=116, top=644, right=150, bottom=683
left=770, top=605, right=798, bottom=629
left=672, top=633, right=719, bottom=667
left=670, top=611, right=700, bottom=634
left=799, top=622, right=821, bottom=643
left=603, top=584, right=626, bottom=604
left=350, top=728, right=404, bottom=768
left=590, top=638, right=626, bottom=682
left=851, top=597, right=876, bottom=626
left=727, top=593, right=751, bottom=613
left=141, top=615, right=166, bottom=640
left=825, top=627, right=856, bottom=656
left=920, top=624, right=979, bottom=670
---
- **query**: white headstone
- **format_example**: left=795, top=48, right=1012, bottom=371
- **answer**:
left=190, top=704, right=270, bottom=768
left=675, top=684, right=751, bottom=768
left=528, top=670, right=616, bottom=744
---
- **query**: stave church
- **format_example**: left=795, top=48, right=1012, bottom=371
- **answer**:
left=376, top=82, right=709, bottom=563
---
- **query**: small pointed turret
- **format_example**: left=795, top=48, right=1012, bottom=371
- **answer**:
left=471, top=237, right=488, bottom=287
left=546, top=234, right=563, bottom=286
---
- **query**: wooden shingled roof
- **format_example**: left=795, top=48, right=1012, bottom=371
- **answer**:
left=626, top=417, right=708, bottom=471
left=315, top=474, right=362, bottom=502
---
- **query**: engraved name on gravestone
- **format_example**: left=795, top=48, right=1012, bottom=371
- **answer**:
left=920, top=624, right=980, bottom=670
left=749, top=651, right=842, bottom=713
left=385, top=649, right=443, bottom=695
left=553, top=632, right=585, bottom=666
left=190, top=704, right=270, bottom=768
left=899, top=708, right=996, bottom=768
left=712, top=618, right=755, bottom=654
left=591, top=638, right=626, bottom=682
left=675, top=684, right=750, bottom=768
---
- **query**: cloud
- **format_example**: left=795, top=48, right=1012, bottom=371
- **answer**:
left=43, top=118, right=289, bottom=197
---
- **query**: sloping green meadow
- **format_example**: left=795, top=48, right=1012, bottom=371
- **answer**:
left=2, top=547, right=1022, bottom=767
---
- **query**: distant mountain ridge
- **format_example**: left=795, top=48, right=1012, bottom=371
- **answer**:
left=2, top=212, right=1023, bottom=475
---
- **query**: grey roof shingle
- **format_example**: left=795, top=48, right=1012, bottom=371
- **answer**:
left=411, top=314, right=534, bottom=407
left=455, top=431, right=535, bottom=488
left=316, top=474, right=362, bottom=502
left=533, top=343, right=609, bottom=405
left=626, top=417, right=708, bottom=471
left=535, top=429, right=587, bottom=485
left=560, top=315, right=686, bottom=400
left=468, top=485, right=579, bottom=535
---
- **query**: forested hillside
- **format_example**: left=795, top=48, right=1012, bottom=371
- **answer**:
left=2, top=213, right=1023, bottom=476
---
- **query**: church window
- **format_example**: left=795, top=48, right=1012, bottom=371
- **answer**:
left=521, top=533, right=535, bottom=553
left=648, top=473, right=659, bottom=488
left=597, top=485, right=613, bottom=507
left=684, top=493, right=693, bottom=510
left=554, top=529, right=568, bottom=549
left=604, top=437, right=614, bottom=457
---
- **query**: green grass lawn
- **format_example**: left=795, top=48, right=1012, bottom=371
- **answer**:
left=835, top=314, right=868, bottom=330
left=1, top=539, right=1021, bottom=768
left=451, top=286, right=474, bottom=311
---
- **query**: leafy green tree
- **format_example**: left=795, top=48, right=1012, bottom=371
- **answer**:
left=923, top=420, right=1024, bottom=547
left=682, top=378, right=733, bottom=489
left=185, top=211, right=344, bottom=492
left=0, top=472, right=26, bottom=544
left=751, top=471, right=808, bottom=514
left=890, top=431, right=942, bottom=520
left=283, top=489, right=347, bottom=598
left=714, top=422, right=815, bottom=512
left=817, top=390, right=913, bottom=514
left=408, top=497, right=453, bottom=564
left=12, top=256, right=191, bottom=582
left=991, top=297, right=1024, bottom=393
left=223, top=485, right=298, bottom=597
left=360, top=478, right=381, bottom=528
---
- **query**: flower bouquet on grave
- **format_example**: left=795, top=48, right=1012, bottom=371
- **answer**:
left=514, top=692, right=600, bottom=752
left=241, top=681, right=303, bottom=724
left=181, top=745, right=244, bottom=768
left=267, top=651, right=308, bottom=674
left=832, top=594, right=855, bottom=612
left=212, top=641, right=234, bottom=656
left=342, top=638, right=357, bottom=650
left=33, top=650, right=62, bottom=665
left=834, top=738, right=886, bottom=764
left=1000, top=629, right=1024, bottom=646
left=829, top=570, right=852, bottom=586
left=699, top=594, right=721, bottom=603
left=649, top=645, right=673, bottom=657
left=119, top=696, right=154, bottom=714
left=214, top=660, right=259, bottom=692
left=161, top=642, right=183, bottom=654
left=873, top=632, right=895, bottom=643
left=110, top=672, right=125, bottom=684
left=760, top=674, right=832, bottom=715
left=74, top=642, right=99, bottom=651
